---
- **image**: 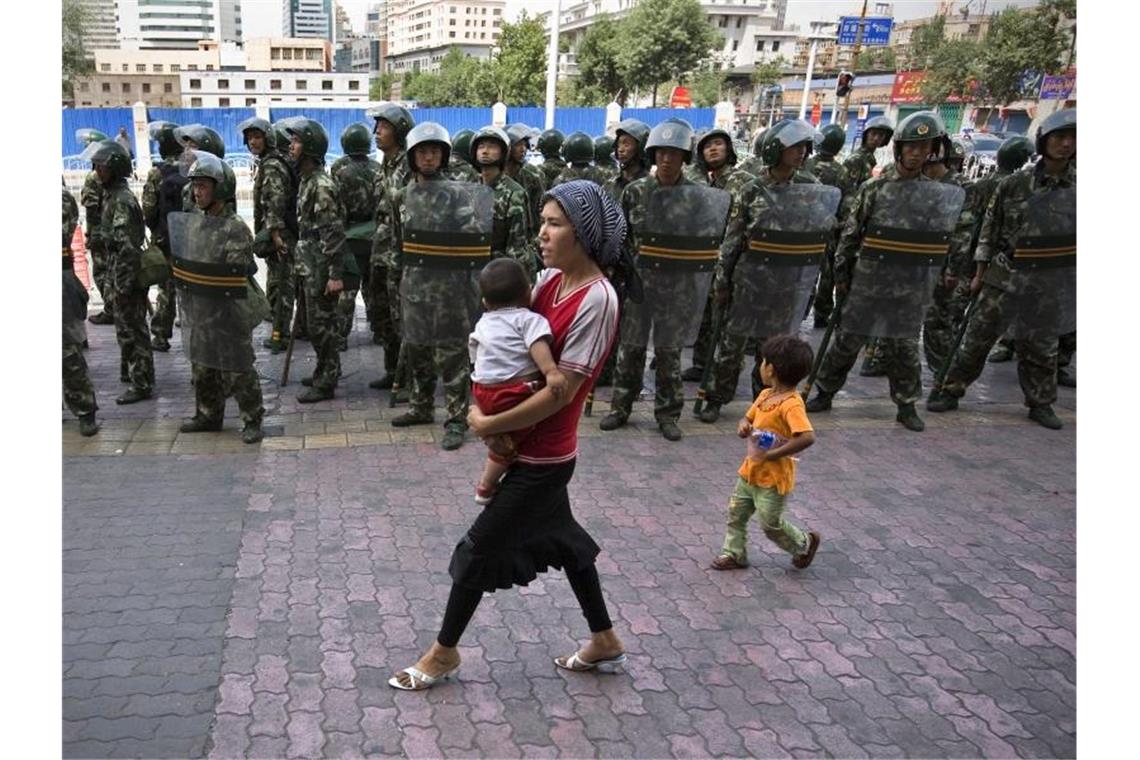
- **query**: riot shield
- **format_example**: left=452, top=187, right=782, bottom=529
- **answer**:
left=622, top=184, right=731, bottom=348
left=726, top=184, right=842, bottom=336
left=399, top=181, right=494, bottom=345
left=841, top=181, right=966, bottom=339
left=62, top=270, right=88, bottom=346
left=1007, top=188, right=1076, bottom=339
left=169, top=211, right=256, bottom=371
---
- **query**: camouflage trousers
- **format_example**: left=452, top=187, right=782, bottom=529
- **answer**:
left=191, top=362, right=264, bottom=424
left=89, top=242, right=115, bottom=317
left=337, top=251, right=374, bottom=340
left=62, top=343, right=97, bottom=418
left=814, top=329, right=922, bottom=407
left=813, top=247, right=837, bottom=324
left=113, top=288, right=154, bottom=392
left=307, top=290, right=341, bottom=392
left=150, top=245, right=176, bottom=341
left=689, top=294, right=721, bottom=370
left=1058, top=331, right=1075, bottom=367
left=609, top=344, right=683, bottom=423
left=375, top=264, right=401, bottom=373
left=921, top=277, right=973, bottom=374
left=705, top=331, right=769, bottom=408
left=940, top=285, right=1058, bottom=408
left=404, top=341, right=470, bottom=428
left=268, top=254, right=300, bottom=340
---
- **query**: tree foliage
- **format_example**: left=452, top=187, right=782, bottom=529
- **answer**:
left=619, top=0, right=722, bottom=106
left=369, top=72, right=398, bottom=101
left=576, top=14, right=626, bottom=104
left=974, top=0, right=1076, bottom=105
left=690, top=64, right=726, bottom=107
left=403, top=48, right=497, bottom=106
left=855, top=46, right=897, bottom=71
left=750, top=56, right=787, bottom=88
left=62, top=0, right=92, bottom=102
left=493, top=12, right=548, bottom=105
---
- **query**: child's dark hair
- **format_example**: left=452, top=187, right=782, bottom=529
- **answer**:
left=761, top=335, right=814, bottom=387
left=478, top=258, right=530, bottom=308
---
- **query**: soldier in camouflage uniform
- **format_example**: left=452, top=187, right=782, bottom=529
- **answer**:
left=683, top=127, right=757, bottom=384
left=698, top=120, right=822, bottom=423
left=366, top=103, right=415, bottom=389
left=387, top=123, right=478, bottom=450
left=63, top=182, right=99, bottom=436
left=985, top=136, right=1035, bottom=367
left=173, top=125, right=227, bottom=212
left=537, top=128, right=566, bottom=186
left=806, top=111, right=966, bottom=432
left=238, top=117, right=299, bottom=354
left=804, top=123, right=855, bottom=328
left=287, top=119, right=349, bottom=403
left=594, top=134, right=617, bottom=185
left=174, top=152, right=266, bottom=443
left=504, top=123, right=547, bottom=243
left=331, top=123, right=384, bottom=348
left=552, top=131, right=608, bottom=187
left=736, top=131, right=769, bottom=177
left=141, top=121, right=185, bottom=352
left=77, top=129, right=115, bottom=326
left=602, top=119, right=650, bottom=201
left=927, top=109, right=1076, bottom=429
left=85, top=140, right=155, bottom=404
left=471, top=126, right=535, bottom=279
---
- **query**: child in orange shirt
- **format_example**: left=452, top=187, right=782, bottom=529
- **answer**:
left=711, top=335, right=821, bottom=571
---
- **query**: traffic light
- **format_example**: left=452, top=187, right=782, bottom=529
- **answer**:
left=836, top=71, right=855, bottom=97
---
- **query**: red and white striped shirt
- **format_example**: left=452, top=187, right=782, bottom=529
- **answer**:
left=516, top=268, right=619, bottom=465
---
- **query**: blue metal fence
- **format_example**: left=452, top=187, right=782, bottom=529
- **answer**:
left=623, top=108, right=716, bottom=129
left=507, top=107, right=606, bottom=135
left=410, top=107, right=492, bottom=133
left=62, top=108, right=134, bottom=158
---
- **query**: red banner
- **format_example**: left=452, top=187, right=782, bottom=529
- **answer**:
left=890, top=71, right=966, bottom=104
left=669, top=86, right=692, bottom=108
left=810, top=102, right=822, bottom=126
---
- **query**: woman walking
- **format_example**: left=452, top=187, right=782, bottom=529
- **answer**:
left=389, top=180, right=637, bottom=690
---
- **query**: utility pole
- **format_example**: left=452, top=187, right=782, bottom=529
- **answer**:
left=544, top=0, right=562, bottom=130
left=837, top=0, right=869, bottom=129
left=798, top=39, right=819, bottom=120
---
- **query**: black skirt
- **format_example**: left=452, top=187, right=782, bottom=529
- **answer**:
left=448, top=459, right=601, bottom=592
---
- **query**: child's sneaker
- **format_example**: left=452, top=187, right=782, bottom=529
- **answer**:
left=474, top=484, right=497, bottom=505
left=710, top=554, right=748, bottom=570
left=792, top=531, right=821, bottom=569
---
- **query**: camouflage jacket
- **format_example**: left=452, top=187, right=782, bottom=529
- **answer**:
left=80, top=171, right=105, bottom=251
left=296, top=167, right=348, bottom=281
left=929, top=168, right=976, bottom=277
left=505, top=161, right=546, bottom=237
left=551, top=163, right=608, bottom=188
left=595, top=164, right=618, bottom=186
left=804, top=155, right=854, bottom=210
left=448, top=158, right=481, bottom=183
left=388, top=175, right=483, bottom=276
left=253, top=152, right=296, bottom=237
left=331, top=155, right=383, bottom=224
left=63, top=186, right=79, bottom=250
left=603, top=166, right=649, bottom=202
left=141, top=160, right=168, bottom=236
left=619, top=173, right=702, bottom=265
left=977, top=159, right=1076, bottom=291
left=951, top=169, right=1008, bottom=275
left=842, top=147, right=878, bottom=190
left=99, top=179, right=146, bottom=292
left=483, top=172, right=534, bottom=279
left=714, top=167, right=820, bottom=293
left=833, top=172, right=942, bottom=286
left=539, top=158, right=566, bottom=186
left=370, top=149, right=414, bottom=266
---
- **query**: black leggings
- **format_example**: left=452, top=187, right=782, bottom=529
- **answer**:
left=437, top=564, right=612, bottom=648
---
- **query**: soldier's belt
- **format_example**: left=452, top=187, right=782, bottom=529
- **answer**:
left=860, top=225, right=950, bottom=266
left=172, top=256, right=248, bottom=298
left=1011, top=233, right=1076, bottom=270
left=63, top=248, right=74, bottom=270
left=345, top=220, right=377, bottom=242
left=746, top=229, right=829, bottom=267
left=638, top=232, right=721, bottom=271
left=400, top=229, right=492, bottom=269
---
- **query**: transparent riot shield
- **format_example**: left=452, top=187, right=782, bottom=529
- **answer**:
left=622, top=184, right=731, bottom=348
left=726, top=184, right=842, bottom=336
left=840, top=181, right=966, bottom=339
left=169, top=211, right=256, bottom=371
left=399, top=182, right=495, bottom=346
left=1007, top=188, right=1076, bottom=339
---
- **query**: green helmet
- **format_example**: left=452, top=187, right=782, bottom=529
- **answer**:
left=81, top=140, right=131, bottom=182
left=996, top=135, right=1034, bottom=172
left=405, top=122, right=451, bottom=174
left=816, top=124, right=846, bottom=157
left=271, top=119, right=296, bottom=156
left=892, top=110, right=946, bottom=161
left=285, top=118, right=329, bottom=164
left=182, top=149, right=236, bottom=204
left=236, top=116, right=274, bottom=152
left=75, top=128, right=108, bottom=147
left=695, top=128, right=737, bottom=168
left=340, top=123, right=373, bottom=156
left=645, top=119, right=694, bottom=165
left=862, top=115, right=895, bottom=147
left=946, top=136, right=969, bottom=167
left=760, top=119, right=816, bottom=167
left=537, top=128, right=565, bottom=159
left=613, top=119, right=650, bottom=167
left=593, top=135, right=615, bottom=165
left=148, top=120, right=182, bottom=159
left=366, top=103, right=415, bottom=146
left=452, top=128, right=475, bottom=163
left=174, top=124, right=225, bottom=158
left=506, top=123, right=532, bottom=148
left=471, top=125, right=510, bottom=169
left=1035, top=107, right=1076, bottom=156
left=561, top=131, right=595, bottom=164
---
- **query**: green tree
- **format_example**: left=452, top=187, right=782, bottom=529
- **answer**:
left=619, top=0, right=722, bottom=106
left=690, top=64, right=726, bottom=107
left=493, top=12, right=547, bottom=104
left=62, top=0, right=92, bottom=102
left=369, top=72, right=398, bottom=101
left=920, top=39, right=981, bottom=104
left=855, top=46, right=898, bottom=71
left=908, top=15, right=946, bottom=70
left=403, top=48, right=497, bottom=106
left=576, top=13, right=626, bottom=103
left=975, top=0, right=1076, bottom=105
left=750, top=56, right=787, bottom=88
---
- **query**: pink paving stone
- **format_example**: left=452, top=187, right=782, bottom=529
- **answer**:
left=207, top=714, right=251, bottom=759
left=286, top=672, right=324, bottom=713
left=225, top=607, right=258, bottom=640
left=216, top=673, right=255, bottom=715
left=804, top=639, right=860, bottom=678
left=550, top=717, right=597, bottom=758
left=319, top=617, right=354, bottom=652
left=285, top=711, right=325, bottom=759
left=249, top=692, right=289, bottom=737
left=957, top=693, right=1034, bottom=739
left=472, top=722, right=520, bottom=758
left=617, top=602, right=662, bottom=635
left=667, top=733, right=710, bottom=758
left=320, top=650, right=356, bottom=690
left=945, top=714, right=1022, bottom=757
left=253, top=654, right=289, bottom=693
left=400, top=725, right=443, bottom=759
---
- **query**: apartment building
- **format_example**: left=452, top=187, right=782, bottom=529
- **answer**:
left=385, top=0, right=505, bottom=74
left=179, top=70, right=368, bottom=107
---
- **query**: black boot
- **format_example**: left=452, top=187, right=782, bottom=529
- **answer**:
left=180, top=414, right=223, bottom=433
left=78, top=413, right=100, bottom=437
left=805, top=390, right=834, bottom=413
left=1028, top=405, right=1063, bottom=430
left=895, top=404, right=925, bottom=432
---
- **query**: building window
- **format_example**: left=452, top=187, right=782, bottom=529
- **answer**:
left=100, top=63, right=110, bottom=72
left=79, top=81, right=90, bottom=92
left=121, top=63, right=128, bottom=72
left=218, top=78, right=229, bottom=89
left=493, top=7, right=500, bottom=14
left=190, top=78, right=201, bottom=89
left=322, top=97, right=332, bottom=101
left=153, top=64, right=163, bottom=72
left=142, top=82, right=151, bottom=93
left=191, top=97, right=202, bottom=106
left=272, top=48, right=282, bottom=60
left=245, top=79, right=255, bottom=89
left=122, top=82, right=130, bottom=93
left=756, top=39, right=765, bottom=51
left=736, top=17, right=743, bottom=29
left=246, top=97, right=257, bottom=106
left=732, top=40, right=739, bottom=51
left=136, top=64, right=146, bottom=72
left=772, top=41, right=780, bottom=51
left=206, top=64, right=214, bottom=70
left=450, top=19, right=456, bottom=25
left=188, top=64, right=198, bottom=70
left=322, top=79, right=333, bottom=90
left=164, top=83, right=173, bottom=93
left=102, top=83, right=111, bottom=92
left=718, top=17, right=727, bottom=27
left=219, top=97, right=230, bottom=106
left=170, top=64, right=180, bottom=72
left=307, top=49, right=321, bottom=60
left=296, top=80, right=307, bottom=90
left=270, top=79, right=281, bottom=90
left=297, top=97, right=307, bottom=102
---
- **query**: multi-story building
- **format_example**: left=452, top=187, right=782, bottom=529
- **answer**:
left=116, top=0, right=243, bottom=50
left=73, top=73, right=182, bottom=108
left=366, top=2, right=387, bottom=38
left=93, top=42, right=224, bottom=75
left=792, top=21, right=852, bottom=73
left=385, top=0, right=505, bottom=75
left=245, top=37, right=333, bottom=71
left=335, top=37, right=373, bottom=73
left=890, top=10, right=992, bottom=70
left=179, top=70, right=368, bottom=107
left=79, top=0, right=119, bottom=56
left=284, top=0, right=333, bottom=40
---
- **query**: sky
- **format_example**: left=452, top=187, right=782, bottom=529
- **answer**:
left=241, top=0, right=1043, bottom=40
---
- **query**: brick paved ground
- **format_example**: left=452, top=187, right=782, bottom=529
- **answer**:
left=64, top=305, right=1075, bottom=758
